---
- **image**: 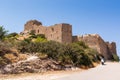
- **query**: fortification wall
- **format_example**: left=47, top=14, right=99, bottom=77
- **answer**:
left=24, top=20, right=72, bottom=43
left=23, top=20, right=117, bottom=60
left=76, top=34, right=116, bottom=60
left=61, top=24, right=72, bottom=43
left=106, top=42, right=117, bottom=55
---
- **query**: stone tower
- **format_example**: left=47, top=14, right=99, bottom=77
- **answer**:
left=45, top=24, right=72, bottom=43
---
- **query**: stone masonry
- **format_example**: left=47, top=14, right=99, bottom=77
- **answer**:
left=24, top=20, right=72, bottom=43
left=23, top=20, right=117, bottom=60
left=73, top=34, right=117, bottom=60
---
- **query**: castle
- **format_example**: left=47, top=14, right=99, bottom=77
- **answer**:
left=23, top=20, right=117, bottom=60
left=24, top=20, right=72, bottom=43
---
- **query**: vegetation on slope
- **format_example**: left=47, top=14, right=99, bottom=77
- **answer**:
left=17, top=35, right=100, bottom=67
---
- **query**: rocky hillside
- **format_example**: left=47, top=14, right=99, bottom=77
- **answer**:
left=0, top=55, right=66, bottom=74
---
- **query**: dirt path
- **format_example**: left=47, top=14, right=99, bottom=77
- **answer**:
left=55, top=62, right=120, bottom=80
left=0, top=62, right=119, bottom=80
left=0, top=68, right=82, bottom=80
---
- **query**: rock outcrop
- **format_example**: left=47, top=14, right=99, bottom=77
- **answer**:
left=73, top=34, right=117, bottom=60
left=0, top=56, right=68, bottom=74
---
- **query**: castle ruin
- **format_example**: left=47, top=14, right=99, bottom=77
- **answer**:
left=73, top=34, right=117, bottom=59
left=24, top=20, right=72, bottom=43
left=23, top=20, right=117, bottom=60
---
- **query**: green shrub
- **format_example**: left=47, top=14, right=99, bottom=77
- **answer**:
left=17, top=39, right=31, bottom=53
left=75, top=41, right=89, bottom=49
left=0, top=42, right=13, bottom=66
left=36, top=34, right=46, bottom=38
left=112, top=54, right=119, bottom=62
left=34, top=37, right=47, bottom=42
left=6, top=32, right=18, bottom=38
left=69, top=43, right=93, bottom=66
left=17, top=40, right=98, bottom=67
left=3, top=33, right=19, bottom=47
left=85, top=48, right=100, bottom=62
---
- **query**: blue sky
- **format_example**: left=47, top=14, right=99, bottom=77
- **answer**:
left=0, top=0, right=120, bottom=56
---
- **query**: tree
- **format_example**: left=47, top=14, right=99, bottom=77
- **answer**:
left=0, top=26, right=8, bottom=40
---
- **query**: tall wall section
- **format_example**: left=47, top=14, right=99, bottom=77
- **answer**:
left=45, top=24, right=72, bottom=43
left=106, top=42, right=117, bottom=55
left=75, top=34, right=116, bottom=60
left=61, top=24, right=72, bottom=43
left=45, top=24, right=63, bottom=43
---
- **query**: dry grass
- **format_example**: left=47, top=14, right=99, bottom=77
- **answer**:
left=4, top=53, right=27, bottom=63
left=18, top=53, right=28, bottom=61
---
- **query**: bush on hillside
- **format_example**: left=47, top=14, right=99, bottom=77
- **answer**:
left=5, top=32, right=18, bottom=38
left=17, top=40, right=99, bottom=67
left=0, top=42, right=16, bottom=66
left=0, top=42, right=12, bottom=55
left=85, top=48, right=100, bottom=62
left=33, top=37, right=47, bottom=42
left=112, top=54, right=119, bottom=62
left=70, top=42, right=93, bottom=66
left=17, top=39, right=31, bottom=53
left=75, top=41, right=89, bottom=49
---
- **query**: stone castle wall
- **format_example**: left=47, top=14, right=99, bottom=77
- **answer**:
left=106, top=42, right=117, bottom=55
left=24, top=20, right=72, bottom=43
left=76, top=34, right=117, bottom=60
left=23, top=20, right=117, bottom=60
